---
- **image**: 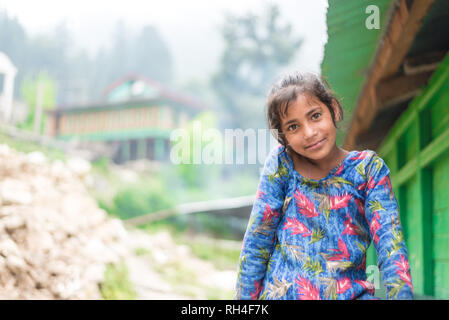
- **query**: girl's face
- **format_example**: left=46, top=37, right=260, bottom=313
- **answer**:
left=280, top=93, right=340, bottom=161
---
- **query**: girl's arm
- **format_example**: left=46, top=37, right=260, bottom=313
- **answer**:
left=234, top=146, right=286, bottom=300
left=364, top=152, right=414, bottom=299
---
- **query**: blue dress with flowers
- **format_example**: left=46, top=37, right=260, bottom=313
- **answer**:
left=234, top=144, right=414, bottom=300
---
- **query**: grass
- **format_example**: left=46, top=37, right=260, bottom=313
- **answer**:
left=99, top=261, right=137, bottom=300
left=133, top=247, right=149, bottom=256
left=139, top=219, right=242, bottom=269
left=139, top=224, right=241, bottom=299
left=0, top=130, right=67, bottom=162
left=150, top=254, right=234, bottom=300
left=150, top=256, right=201, bottom=298
left=205, top=287, right=234, bottom=300
left=182, top=237, right=241, bottom=271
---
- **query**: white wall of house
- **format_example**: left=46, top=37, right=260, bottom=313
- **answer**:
left=0, top=51, right=17, bottom=123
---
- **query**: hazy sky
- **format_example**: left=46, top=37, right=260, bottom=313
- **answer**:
left=1, top=0, right=328, bottom=85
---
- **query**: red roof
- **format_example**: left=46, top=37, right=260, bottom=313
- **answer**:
left=101, top=73, right=208, bottom=111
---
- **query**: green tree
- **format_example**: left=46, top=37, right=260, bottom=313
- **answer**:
left=212, top=4, right=302, bottom=130
left=112, top=179, right=174, bottom=219
left=132, top=25, right=173, bottom=84
left=88, top=21, right=174, bottom=101
left=172, top=111, right=222, bottom=190
left=19, top=72, right=56, bottom=133
left=0, top=10, right=28, bottom=99
left=0, top=11, right=173, bottom=105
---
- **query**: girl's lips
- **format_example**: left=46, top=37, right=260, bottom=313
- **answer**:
left=306, top=138, right=325, bottom=150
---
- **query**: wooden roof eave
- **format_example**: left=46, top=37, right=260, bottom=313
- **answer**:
left=343, top=0, right=436, bottom=150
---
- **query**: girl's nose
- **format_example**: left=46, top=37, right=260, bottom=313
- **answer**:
left=303, top=124, right=317, bottom=139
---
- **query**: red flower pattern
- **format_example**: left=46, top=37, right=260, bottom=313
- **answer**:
left=350, top=151, right=370, bottom=161
left=328, top=238, right=351, bottom=261
left=335, top=163, right=344, bottom=176
left=294, top=190, right=319, bottom=218
left=366, top=176, right=376, bottom=191
left=250, top=280, right=263, bottom=300
left=256, top=190, right=265, bottom=200
left=329, top=194, right=352, bottom=210
left=377, top=176, right=392, bottom=194
left=370, top=211, right=382, bottom=245
left=354, top=280, right=375, bottom=295
left=342, top=213, right=359, bottom=236
left=295, top=275, right=321, bottom=300
left=282, top=217, right=312, bottom=237
left=354, top=198, right=365, bottom=219
left=394, top=254, right=413, bottom=292
left=337, top=277, right=352, bottom=294
left=262, top=203, right=279, bottom=222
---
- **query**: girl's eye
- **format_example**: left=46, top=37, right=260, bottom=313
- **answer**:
left=288, top=124, right=298, bottom=131
left=312, top=113, right=321, bottom=120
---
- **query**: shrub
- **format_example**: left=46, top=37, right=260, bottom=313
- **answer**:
left=112, top=179, right=174, bottom=219
left=99, top=262, right=136, bottom=300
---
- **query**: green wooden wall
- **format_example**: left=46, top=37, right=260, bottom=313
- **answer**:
left=321, top=0, right=394, bottom=146
left=366, top=51, right=449, bottom=299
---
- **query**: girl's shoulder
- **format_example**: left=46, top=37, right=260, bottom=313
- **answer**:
left=347, top=149, right=376, bottom=162
left=261, top=144, right=291, bottom=177
left=263, top=145, right=389, bottom=180
left=347, top=149, right=391, bottom=178
left=345, top=149, right=384, bottom=166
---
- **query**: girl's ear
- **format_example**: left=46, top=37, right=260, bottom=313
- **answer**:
left=331, top=99, right=341, bottom=122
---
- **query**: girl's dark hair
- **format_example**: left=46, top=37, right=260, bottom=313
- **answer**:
left=266, top=71, right=344, bottom=151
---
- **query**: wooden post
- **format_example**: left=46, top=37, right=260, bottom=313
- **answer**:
left=119, top=140, right=131, bottom=163
left=154, top=138, right=164, bottom=161
left=137, top=138, right=147, bottom=160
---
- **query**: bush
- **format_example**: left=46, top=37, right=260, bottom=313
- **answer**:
left=91, top=156, right=110, bottom=174
left=99, top=262, right=136, bottom=300
left=112, top=179, right=174, bottom=219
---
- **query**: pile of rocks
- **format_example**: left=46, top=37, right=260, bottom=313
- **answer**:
left=0, top=144, right=129, bottom=299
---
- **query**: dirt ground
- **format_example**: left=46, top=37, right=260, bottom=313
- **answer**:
left=123, top=227, right=238, bottom=300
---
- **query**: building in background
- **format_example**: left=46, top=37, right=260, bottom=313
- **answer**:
left=322, top=0, right=449, bottom=299
left=45, top=74, right=207, bottom=164
left=0, top=51, right=17, bottom=123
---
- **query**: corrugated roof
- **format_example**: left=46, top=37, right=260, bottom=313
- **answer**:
left=320, top=0, right=395, bottom=145
left=407, top=0, right=449, bottom=56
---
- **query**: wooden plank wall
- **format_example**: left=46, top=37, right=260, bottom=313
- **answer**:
left=366, top=52, right=449, bottom=298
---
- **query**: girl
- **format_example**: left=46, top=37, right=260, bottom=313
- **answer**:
left=234, top=71, right=414, bottom=300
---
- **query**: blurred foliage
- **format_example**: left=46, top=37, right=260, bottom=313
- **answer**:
left=92, top=145, right=259, bottom=240
left=185, top=237, right=242, bottom=271
left=21, top=72, right=56, bottom=110
left=0, top=11, right=173, bottom=105
left=171, top=111, right=222, bottom=189
left=139, top=212, right=248, bottom=242
left=0, top=130, right=66, bottom=162
left=212, top=4, right=303, bottom=130
left=91, top=155, right=111, bottom=174
left=100, top=262, right=137, bottom=300
left=91, top=21, right=173, bottom=100
left=110, top=179, right=174, bottom=219
left=18, top=72, right=56, bottom=133
left=133, top=247, right=150, bottom=257
left=148, top=239, right=235, bottom=299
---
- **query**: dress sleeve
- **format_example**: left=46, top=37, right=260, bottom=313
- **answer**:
left=234, top=146, right=286, bottom=300
left=364, top=152, right=414, bottom=299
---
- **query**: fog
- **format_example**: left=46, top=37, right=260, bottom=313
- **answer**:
left=1, top=0, right=327, bottom=85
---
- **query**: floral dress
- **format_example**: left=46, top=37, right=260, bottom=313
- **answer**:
left=234, top=144, right=414, bottom=300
